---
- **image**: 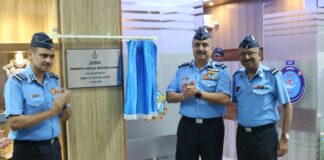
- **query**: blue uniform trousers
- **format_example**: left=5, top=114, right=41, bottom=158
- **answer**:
left=236, top=123, right=278, bottom=160
left=176, top=116, right=224, bottom=160
left=12, top=137, right=61, bottom=160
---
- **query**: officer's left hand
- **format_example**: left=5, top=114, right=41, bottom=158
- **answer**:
left=183, top=86, right=196, bottom=98
left=277, top=138, right=288, bottom=157
left=183, top=80, right=197, bottom=97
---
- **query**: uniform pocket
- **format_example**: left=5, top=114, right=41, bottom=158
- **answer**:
left=26, top=96, right=46, bottom=113
left=200, top=80, right=217, bottom=92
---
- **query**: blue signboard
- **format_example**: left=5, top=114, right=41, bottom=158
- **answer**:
left=281, top=60, right=306, bottom=104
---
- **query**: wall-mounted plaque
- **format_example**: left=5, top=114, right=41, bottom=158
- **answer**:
left=66, top=49, right=121, bottom=88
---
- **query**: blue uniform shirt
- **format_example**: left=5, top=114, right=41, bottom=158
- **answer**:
left=4, top=65, right=61, bottom=141
left=232, top=64, right=290, bottom=127
left=166, top=60, right=231, bottom=118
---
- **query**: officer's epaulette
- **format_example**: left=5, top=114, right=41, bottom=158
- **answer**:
left=233, top=70, right=243, bottom=77
left=215, top=63, right=227, bottom=69
left=12, top=73, right=27, bottom=82
left=178, top=62, right=191, bottom=68
left=267, top=68, right=279, bottom=75
left=48, top=72, right=59, bottom=79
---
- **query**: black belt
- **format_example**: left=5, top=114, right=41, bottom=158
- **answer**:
left=14, top=137, right=59, bottom=145
left=238, top=123, right=275, bottom=133
left=181, top=116, right=222, bottom=124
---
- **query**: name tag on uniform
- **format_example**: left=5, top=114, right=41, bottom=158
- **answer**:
left=253, top=85, right=270, bottom=89
left=30, top=93, right=40, bottom=98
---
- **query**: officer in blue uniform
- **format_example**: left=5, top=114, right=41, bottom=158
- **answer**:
left=166, top=26, right=231, bottom=160
left=232, top=34, right=293, bottom=160
left=211, top=47, right=224, bottom=62
left=4, top=32, right=72, bottom=160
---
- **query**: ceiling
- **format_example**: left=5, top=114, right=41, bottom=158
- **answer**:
left=203, top=0, right=264, bottom=8
left=203, top=0, right=237, bottom=8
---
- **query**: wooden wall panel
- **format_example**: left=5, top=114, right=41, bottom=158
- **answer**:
left=59, top=0, right=124, bottom=160
left=208, top=1, right=263, bottom=50
left=0, top=0, right=58, bottom=43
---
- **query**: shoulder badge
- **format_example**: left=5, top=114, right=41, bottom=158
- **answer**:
left=215, top=63, right=227, bottom=69
left=12, top=73, right=27, bottom=82
left=178, top=62, right=191, bottom=68
left=268, top=68, right=279, bottom=75
left=48, top=72, right=59, bottom=79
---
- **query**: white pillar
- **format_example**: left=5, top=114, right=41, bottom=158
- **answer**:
left=304, top=0, right=317, bottom=9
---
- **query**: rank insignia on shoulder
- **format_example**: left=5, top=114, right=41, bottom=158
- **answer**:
left=178, top=62, right=191, bottom=68
left=48, top=72, right=59, bottom=79
left=12, top=73, right=27, bottom=82
left=269, top=68, right=279, bottom=75
left=233, top=70, right=243, bottom=77
left=215, top=63, right=227, bottom=69
left=30, top=93, right=40, bottom=98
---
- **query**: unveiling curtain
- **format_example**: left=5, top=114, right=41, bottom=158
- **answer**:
left=124, top=40, right=158, bottom=120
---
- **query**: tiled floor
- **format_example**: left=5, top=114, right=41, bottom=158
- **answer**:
left=127, top=134, right=237, bottom=160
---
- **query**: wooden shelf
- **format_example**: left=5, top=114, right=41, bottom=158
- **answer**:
left=0, top=43, right=29, bottom=53
left=0, top=43, right=58, bottom=53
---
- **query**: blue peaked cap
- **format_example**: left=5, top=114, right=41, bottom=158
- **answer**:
left=213, top=47, right=224, bottom=56
left=239, top=34, right=259, bottom=49
left=193, top=26, right=211, bottom=40
left=30, top=32, right=53, bottom=49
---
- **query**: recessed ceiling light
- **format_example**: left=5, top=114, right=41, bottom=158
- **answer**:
left=209, top=2, right=214, bottom=6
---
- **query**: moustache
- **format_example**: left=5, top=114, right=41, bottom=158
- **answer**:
left=196, top=51, right=206, bottom=55
left=243, top=60, right=254, bottom=63
left=42, top=63, right=51, bottom=66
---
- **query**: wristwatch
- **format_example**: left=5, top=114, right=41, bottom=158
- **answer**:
left=195, top=90, right=202, bottom=98
left=63, top=104, right=71, bottom=110
left=281, top=133, right=290, bottom=140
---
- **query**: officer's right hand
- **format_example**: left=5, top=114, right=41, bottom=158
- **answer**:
left=183, top=80, right=196, bottom=99
left=51, top=89, right=72, bottom=115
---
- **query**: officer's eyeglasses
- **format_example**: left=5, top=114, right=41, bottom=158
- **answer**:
left=239, top=52, right=258, bottom=57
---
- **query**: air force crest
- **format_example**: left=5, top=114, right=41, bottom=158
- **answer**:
left=281, top=60, right=305, bottom=104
